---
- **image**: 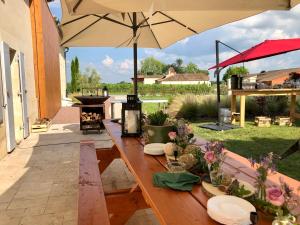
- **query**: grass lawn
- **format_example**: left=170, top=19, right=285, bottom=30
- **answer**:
left=192, top=120, right=300, bottom=180
left=140, top=96, right=171, bottom=114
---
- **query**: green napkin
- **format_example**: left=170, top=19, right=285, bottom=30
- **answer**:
left=153, top=172, right=200, bottom=191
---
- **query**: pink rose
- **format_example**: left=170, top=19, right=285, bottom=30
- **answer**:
left=168, top=132, right=177, bottom=141
left=204, top=151, right=216, bottom=164
left=266, top=187, right=285, bottom=207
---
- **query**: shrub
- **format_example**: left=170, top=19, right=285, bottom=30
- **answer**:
left=99, top=83, right=214, bottom=96
left=147, top=110, right=169, bottom=126
left=169, top=95, right=292, bottom=121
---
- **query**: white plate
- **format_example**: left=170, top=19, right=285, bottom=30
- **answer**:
left=207, top=195, right=256, bottom=225
left=144, top=143, right=165, bottom=155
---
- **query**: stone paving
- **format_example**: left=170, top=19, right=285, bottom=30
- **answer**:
left=0, top=111, right=159, bottom=225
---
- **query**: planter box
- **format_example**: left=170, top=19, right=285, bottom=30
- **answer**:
left=145, top=125, right=173, bottom=143
left=274, top=116, right=292, bottom=126
left=255, top=116, right=271, bottom=127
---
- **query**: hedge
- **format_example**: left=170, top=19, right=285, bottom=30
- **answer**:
left=99, top=83, right=215, bottom=96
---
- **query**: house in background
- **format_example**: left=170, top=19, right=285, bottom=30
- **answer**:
left=156, top=67, right=211, bottom=85
left=0, top=0, right=63, bottom=158
left=132, top=67, right=211, bottom=85
left=243, top=68, right=300, bottom=86
left=131, top=75, right=164, bottom=84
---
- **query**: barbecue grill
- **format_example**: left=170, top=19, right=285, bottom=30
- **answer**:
left=74, top=88, right=109, bottom=134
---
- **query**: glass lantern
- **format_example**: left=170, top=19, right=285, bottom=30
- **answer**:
left=102, top=86, right=109, bottom=97
left=121, top=95, right=142, bottom=137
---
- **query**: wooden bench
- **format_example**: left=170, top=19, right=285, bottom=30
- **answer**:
left=79, top=141, right=110, bottom=225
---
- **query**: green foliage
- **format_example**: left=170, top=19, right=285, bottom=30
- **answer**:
left=185, top=62, right=209, bottom=74
left=70, top=57, right=80, bottom=93
left=223, top=66, right=249, bottom=82
left=172, top=95, right=230, bottom=120
left=171, top=95, right=290, bottom=121
left=140, top=57, right=208, bottom=75
left=98, top=83, right=213, bottom=96
left=226, top=179, right=251, bottom=198
left=79, top=67, right=101, bottom=89
left=147, top=110, right=169, bottom=126
left=140, top=57, right=165, bottom=75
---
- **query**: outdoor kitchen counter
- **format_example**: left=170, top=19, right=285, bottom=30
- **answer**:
left=231, top=88, right=300, bottom=127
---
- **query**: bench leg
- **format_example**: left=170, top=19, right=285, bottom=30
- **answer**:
left=96, top=144, right=120, bottom=173
left=105, top=187, right=148, bottom=225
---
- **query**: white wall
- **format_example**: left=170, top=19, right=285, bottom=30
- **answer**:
left=0, top=0, right=37, bottom=157
left=143, top=78, right=159, bottom=84
left=160, top=81, right=211, bottom=86
left=59, top=48, right=67, bottom=99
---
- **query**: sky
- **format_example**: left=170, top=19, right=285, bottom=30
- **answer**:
left=49, top=1, right=300, bottom=83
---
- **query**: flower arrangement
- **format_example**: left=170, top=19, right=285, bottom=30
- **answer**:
left=203, top=141, right=226, bottom=186
left=167, top=119, right=195, bottom=149
left=249, top=153, right=299, bottom=221
left=249, top=152, right=278, bottom=200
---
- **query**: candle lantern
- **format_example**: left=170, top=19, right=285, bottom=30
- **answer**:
left=102, top=86, right=109, bottom=97
left=121, top=95, right=142, bottom=137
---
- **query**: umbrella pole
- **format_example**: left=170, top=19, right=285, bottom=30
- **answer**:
left=215, top=40, right=221, bottom=125
left=133, top=12, right=138, bottom=97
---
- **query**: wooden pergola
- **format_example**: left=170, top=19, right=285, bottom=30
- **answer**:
left=231, top=88, right=300, bottom=127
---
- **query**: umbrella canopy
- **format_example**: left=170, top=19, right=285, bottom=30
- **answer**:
left=64, top=0, right=300, bottom=14
left=209, top=38, right=300, bottom=69
left=60, top=0, right=300, bottom=96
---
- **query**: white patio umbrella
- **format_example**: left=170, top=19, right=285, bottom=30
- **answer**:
left=60, top=0, right=300, bottom=95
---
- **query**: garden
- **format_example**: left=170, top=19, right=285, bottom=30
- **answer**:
left=141, top=93, right=300, bottom=181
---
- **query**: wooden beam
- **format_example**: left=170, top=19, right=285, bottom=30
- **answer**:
left=96, top=145, right=120, bottom=173
left=290, top=94, right=296, bottom=119
left=105, top=188, right=149, bottom=225
left=231, top=95, right=237, bottom=124
left=240, top=95, right=246, bottom=128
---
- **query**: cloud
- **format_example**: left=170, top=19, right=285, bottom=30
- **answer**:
left=178, top=38, right=190, bottom=45
left=102, top=55, right=114, bottom=67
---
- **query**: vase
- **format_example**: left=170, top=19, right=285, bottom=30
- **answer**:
left=272, top=215, right=296, bottom=225
left=208, top=164, right=220, bottom=186
left=257, top=182, right=266, bottom=201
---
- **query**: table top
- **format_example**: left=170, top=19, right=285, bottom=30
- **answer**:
left=103, top=120, right=300, bottom=225
left=232, top=88, right=300, bottom=96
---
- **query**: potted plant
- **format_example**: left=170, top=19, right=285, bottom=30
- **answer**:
left=144, top=111, right=173, bottom=143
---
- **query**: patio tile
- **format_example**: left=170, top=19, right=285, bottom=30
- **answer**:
left=0, top=214, right=21, bottom=225
left=20, top=213, right=63, bottom=225
left=49, top=183, right=78, bottom=197
left=0, top=187, right=19, bottom=203
left=0, top=202, right=8, bottom=210
left=44, top=195, right=77, bottom=214
left=14, top=182, right=52, bottom=200
left=8, top=197, right=48, bottom=210
left=0, top=208, right=26, bottom=218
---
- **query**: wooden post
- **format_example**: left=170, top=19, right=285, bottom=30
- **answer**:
left=290, top=94, right=296, bottom=120
left=240, top=95, right=246, bottom=128
left=231, top=94, right=237, bottom=124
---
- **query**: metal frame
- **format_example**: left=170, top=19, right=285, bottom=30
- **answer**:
left=215, top=40, right=242, bottom=124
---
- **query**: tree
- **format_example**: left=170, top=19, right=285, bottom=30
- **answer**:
left=71, top=56, right=80, bottom=92
left=80, top=67, right=101, bottom=89
left=223, top=66, right=249, bottom=82
left=140, top=57, right=165, bottom=75
left=173, top=58, right=184, bottom=73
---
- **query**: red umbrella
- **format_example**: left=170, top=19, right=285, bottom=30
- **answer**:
left=209, top=38, right=300, bottom=69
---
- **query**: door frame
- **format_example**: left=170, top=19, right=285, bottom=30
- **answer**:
left=18, top=52, right=29, bottom=139
left=0, top=41, right=16, bottom=152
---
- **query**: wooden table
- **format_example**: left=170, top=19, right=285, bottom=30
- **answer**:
left=231, top=89, right=300, bottom=127
left=99, top=120, right=300, bottom=225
